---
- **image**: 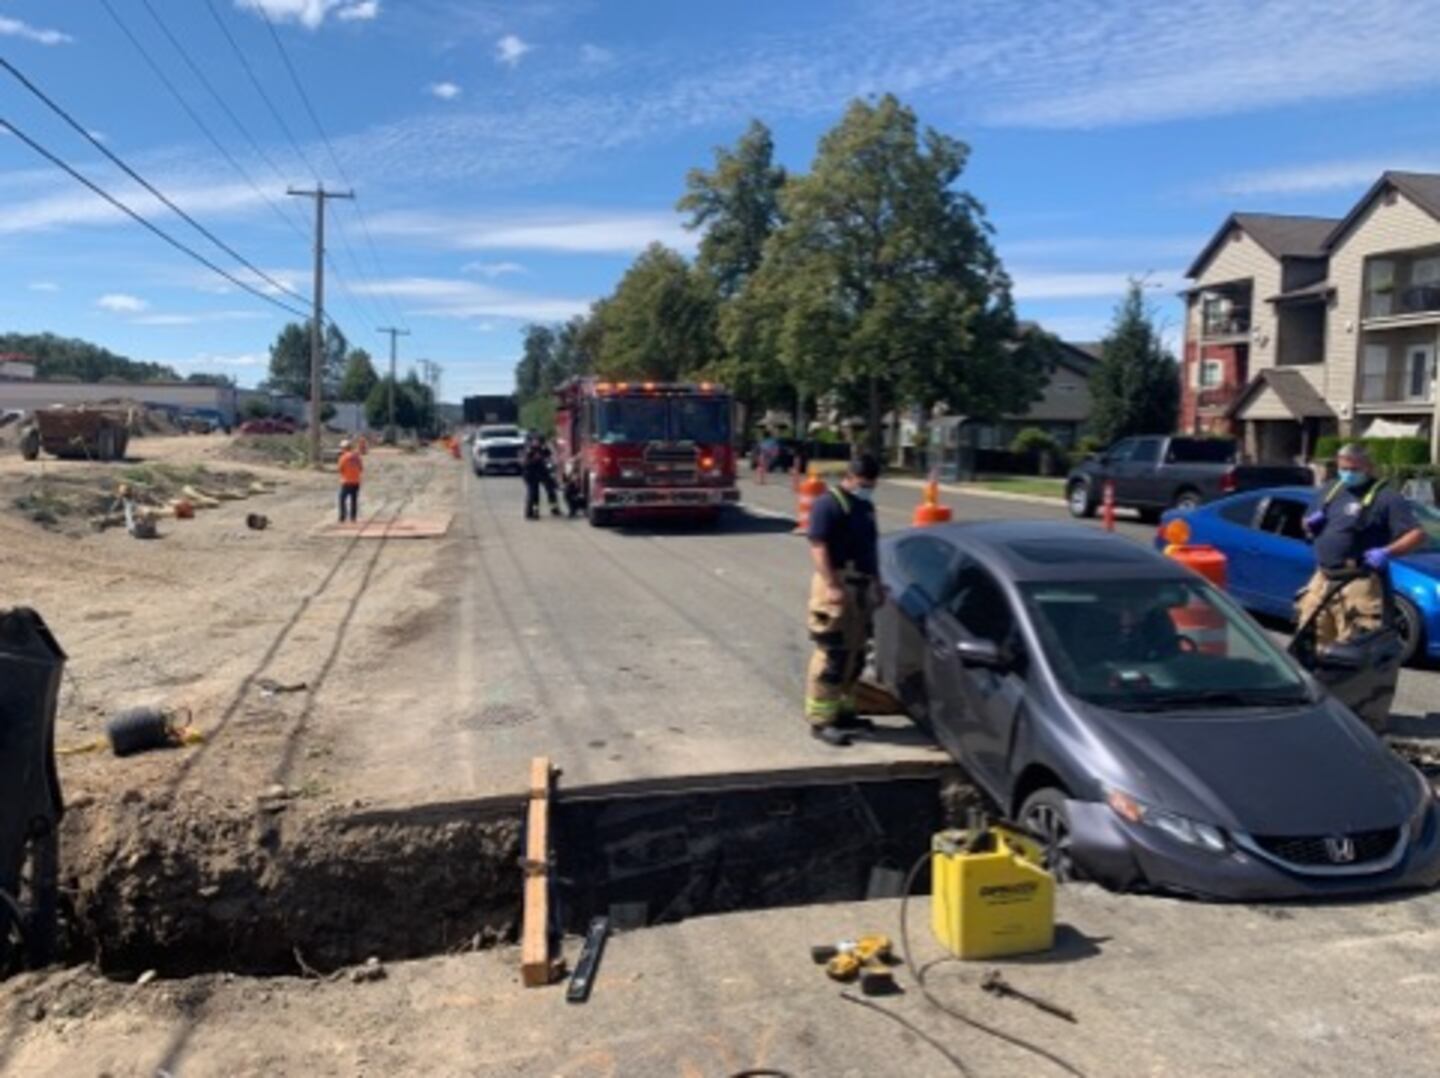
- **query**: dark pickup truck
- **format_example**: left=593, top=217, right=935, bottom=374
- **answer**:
left=1066, top=435, right=1313, bottom=521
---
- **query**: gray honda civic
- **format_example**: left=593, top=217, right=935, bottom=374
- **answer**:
left=872, top=520, right=1440, bottom=899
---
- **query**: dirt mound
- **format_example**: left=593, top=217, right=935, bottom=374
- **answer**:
left=222, top=434, right=316, bottom=469
left=58, top=791, right=522, bottom=977
left=11, top=463, right=272, bottom=533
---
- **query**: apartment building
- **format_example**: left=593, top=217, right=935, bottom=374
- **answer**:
left=1180, top=171, right=1440, bottom=463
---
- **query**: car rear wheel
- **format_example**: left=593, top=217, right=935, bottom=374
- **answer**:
left=1395, top=596, right=1424, bottom=667
left=1172, top=489, right=1203, bottom=512
left=1018, top=788, right=1076, bottom=882
left=1067, top=480, right=1095, bottom=519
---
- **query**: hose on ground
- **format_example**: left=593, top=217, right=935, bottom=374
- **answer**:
left=899, top=849, right=1087, bottom=1078
left=838, top=991, right=971, bottom=1076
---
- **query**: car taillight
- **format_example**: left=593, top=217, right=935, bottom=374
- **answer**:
left=1219, top=467, right=1236, bottom=493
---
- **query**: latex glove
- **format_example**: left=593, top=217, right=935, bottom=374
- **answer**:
left=1304, top=510, right=1326, bottom=534
left=1363, top=547, right=1390, bottom=572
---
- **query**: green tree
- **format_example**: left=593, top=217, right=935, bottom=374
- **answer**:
left=0, top=331, right=178, bottom=382
left=365, top=374, right=433, bottom=432
left=757, top=95, right=1039, bottom=452
left=680, top=121, right=789, bottom=432
left=679, top=120, right=786, bottom=300
left=264, top=320, right=348, bottom=399
left=514, top=323, right=557, bottom=400
left=596, top=244, right=718, bottom=381
left=185, top=371, right=235, bottom=387
left=1090, top=281, right=1181, bottom=444
left=339, top=348, right=379, bottom=402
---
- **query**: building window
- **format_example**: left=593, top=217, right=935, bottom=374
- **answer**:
left=1198, top=360, right=1223, bottom=388
left=1366, top=259, right=1395, bottom=318
left=1405, top=344, right=1434, bottom=402
left=1361, top=344, right=1388, bottom=402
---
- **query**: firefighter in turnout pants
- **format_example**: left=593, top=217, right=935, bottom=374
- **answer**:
left=805, top=454, right=882, bottom=746
left=1300, top=442, right=1425, bottom=645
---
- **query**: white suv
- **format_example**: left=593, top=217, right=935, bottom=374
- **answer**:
left=472, top=425, right=525, bottom=476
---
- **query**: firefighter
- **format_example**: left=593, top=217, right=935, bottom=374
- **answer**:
left=522, top=432, right=562, bottom=520
left=804, top=453, right=882, bottom=746
left=1299, top=442, right=1425, bottom=646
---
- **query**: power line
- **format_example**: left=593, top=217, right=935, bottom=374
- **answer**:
left=97, top=0, right=308, bottom=243
left=0, top=114, right=310, bottom=321
left=252, top=1, right=410, bottom=332
left=197, top=0, right=321, bottom=184
left=0, top=55, right=312, bottom=310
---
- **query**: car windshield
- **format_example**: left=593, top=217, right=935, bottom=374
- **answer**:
left=671, top=398, right=730, bottom=443
left=596, top=398, right=672, bottom=444
left=480, top=427, right=518, bottom=440
left=1019, top=578, right=1309, bottom=711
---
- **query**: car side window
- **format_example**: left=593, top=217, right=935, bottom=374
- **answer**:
left=948, top=562, right=1015, bottom=644
left=1215, top=495, right=1261, bottom=528
left=1131, top=438, right=1162, bottom=464
left=894, top=536, right=958, bottom=604
left=1258, top=497, right=1309, bottom=541
left=1105, top=439, right=1134, bottom=464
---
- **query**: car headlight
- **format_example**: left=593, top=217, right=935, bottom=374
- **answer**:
left=1104, top=786, right=1228, bottom=853
left=620, top=466, right=644, bottom=480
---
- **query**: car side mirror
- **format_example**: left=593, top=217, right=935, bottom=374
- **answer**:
left=897, top=584, right=932, bottom=622
left=956, top=637, right=1006, bottom=669
left=1315, top=642, right=1364, bottom=670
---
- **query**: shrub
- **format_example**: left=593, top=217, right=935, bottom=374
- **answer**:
left=1077, top=434, right=1106, bottom=455
left=1010, top=427, right=1062, bottom=457
left=1392, top=437, right=1430, bottom=467
left=242, top=398, right=273, bottom=420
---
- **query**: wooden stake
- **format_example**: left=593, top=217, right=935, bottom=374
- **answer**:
left=521, top=756, right=555, bottom=988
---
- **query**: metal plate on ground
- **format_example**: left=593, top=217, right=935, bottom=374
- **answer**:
left=317, top=515, right=453, bottom=539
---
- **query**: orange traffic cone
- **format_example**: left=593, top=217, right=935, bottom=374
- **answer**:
left=912, top=474, right=952, bottom=527
left=794, top=466, right=827, bottom=535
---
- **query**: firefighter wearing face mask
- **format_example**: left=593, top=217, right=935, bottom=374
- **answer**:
left=804, top=453, right=883, bottom=747
left=1299, top=442, right=1425, bottom=646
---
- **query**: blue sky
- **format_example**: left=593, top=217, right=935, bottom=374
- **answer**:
left=3, top=0, right=1440, bottom=398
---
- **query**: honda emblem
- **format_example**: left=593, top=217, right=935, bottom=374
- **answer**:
left=1324, top=836, right=1356, bottom=864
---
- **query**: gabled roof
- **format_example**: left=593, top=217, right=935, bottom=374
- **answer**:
left=1186, top=212, right=1340, bottom=279
left=1016, top=322, right=1101, bottom=377
left=1323, top=170, right=1440, bottom=251
left=1226, top=368, right=1335, bottom=421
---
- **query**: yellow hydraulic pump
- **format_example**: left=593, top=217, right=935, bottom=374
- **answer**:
left=931, top=823, right=1055, bottom=960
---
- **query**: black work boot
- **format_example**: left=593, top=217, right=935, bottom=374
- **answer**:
left=834, top=713, right=875, bottom=732
left=810, top=725, right=852, bottom=747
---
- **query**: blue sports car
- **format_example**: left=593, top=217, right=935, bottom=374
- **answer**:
left=1159, top=486, right=1440, bottom=665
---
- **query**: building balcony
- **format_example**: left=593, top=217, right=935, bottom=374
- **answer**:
left=1194, top=385, right=1239, bottom=411
left=1200, top=313, right=1251, bottom=340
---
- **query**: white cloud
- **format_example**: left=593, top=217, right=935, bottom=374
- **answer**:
left=132, top=310, right=269, bottom=327
left=336, top=0, right=380, bottom=21
left=353, top=276, right=589, bottom=322
left=495, top=34, right=532, bottom=67
left=0, top=177, right=273, bottom=235
left=1216, top=157, right=1440, bottom=197
left=428, top=81, right=462, bottom=101
left=234, top=1, right=377, bottom=31
left=1010, top=270, right=1182, bottom=301
left=97, top=293, right=148, bottom=314
left=580, top=43, right=613, bottom=65
left=461, top=260, right=525, bottom=278
left=370, top=210, right=693, bottom=254
left=27, top=281, right=59, bottom=292
left=0, top=15, right=73, bottom=46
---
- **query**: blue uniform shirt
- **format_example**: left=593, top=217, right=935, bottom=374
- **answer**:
left=1310, top=480, right=1418, bottom=571
left=807, top=485, right=878, bottom=576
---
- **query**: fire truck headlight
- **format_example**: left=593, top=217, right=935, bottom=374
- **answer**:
left=620, top=465, right=644, bottom=480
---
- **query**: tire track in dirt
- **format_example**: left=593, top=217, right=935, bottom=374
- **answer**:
left=166, top=461, right=426, bottom=796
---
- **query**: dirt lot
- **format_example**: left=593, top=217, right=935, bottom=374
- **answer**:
left=1, top=436, right=514, bottom=977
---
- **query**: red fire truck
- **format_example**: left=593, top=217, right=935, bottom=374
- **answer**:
left=553, top=377, right=740, bottom=526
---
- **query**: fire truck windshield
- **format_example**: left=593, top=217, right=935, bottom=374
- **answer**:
left=597, top=398, right=668, bottom=444
left=595, top=396, right=730, bottom=444
left=671, top=397, right=729, bottom=443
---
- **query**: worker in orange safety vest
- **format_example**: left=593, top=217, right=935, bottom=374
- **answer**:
left=337, top=437, right=364, bottom=523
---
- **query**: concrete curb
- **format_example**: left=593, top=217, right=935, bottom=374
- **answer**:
left=887, top=476, right=1064, bottom=509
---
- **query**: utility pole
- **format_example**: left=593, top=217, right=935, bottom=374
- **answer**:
left=377, top=326, right=409, bottom=443
left=288, top=185, right=354, bottom=467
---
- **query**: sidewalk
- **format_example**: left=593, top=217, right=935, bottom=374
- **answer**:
left=888, top=474, right=1064, bottom=508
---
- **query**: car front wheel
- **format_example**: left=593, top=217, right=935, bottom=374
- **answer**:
left=1019, top=788, right=1077, bottom=882
left=1067, top=480, right=1096, bottom=518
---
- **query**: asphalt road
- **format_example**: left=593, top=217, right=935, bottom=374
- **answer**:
left=339, top=466, right=1438, bottom=807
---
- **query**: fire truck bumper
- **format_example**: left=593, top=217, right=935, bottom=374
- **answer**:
left=599, top=487, right=741, bottom=509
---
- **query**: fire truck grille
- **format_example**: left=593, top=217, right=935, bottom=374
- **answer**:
left=644, top=445, right=698, bottom=484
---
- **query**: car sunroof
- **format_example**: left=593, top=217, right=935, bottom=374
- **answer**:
left=1007, top=540, right=1153, bottom=566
